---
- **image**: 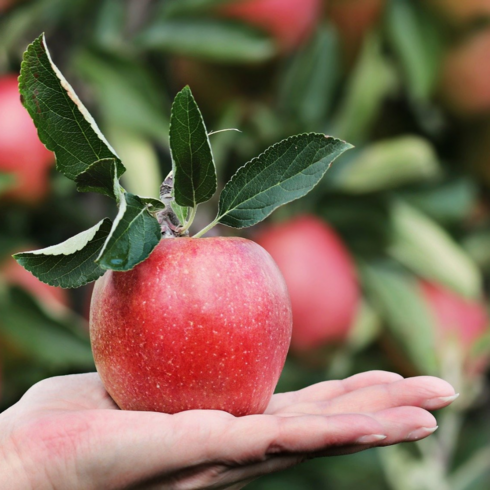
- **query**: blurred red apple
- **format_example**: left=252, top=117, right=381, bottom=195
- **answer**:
left=0, top=255, right=69, bottom=314
left=439, top=30, right=490, bottom=116
left=0, top=75, right=54, bottom=203
left=217, top=0, right=322, bottom=52
left=420, top=280, right=489, bottom=374
left=90, top=237, right=292, bottom=416
left=327, top=0, right=386, bottom=66
left=254, top=215, right=360, bottom=353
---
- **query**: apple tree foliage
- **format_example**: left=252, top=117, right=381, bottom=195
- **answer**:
left=14, top=34, right=352, bottom=287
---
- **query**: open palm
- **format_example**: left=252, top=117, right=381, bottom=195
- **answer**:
left=0, top=370, right=456, bottom=490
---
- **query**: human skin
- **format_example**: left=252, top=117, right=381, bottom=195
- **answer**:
left=0, top=371, right=456, bottom=490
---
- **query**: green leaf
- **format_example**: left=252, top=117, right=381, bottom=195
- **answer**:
left=388, top=200, right=481, bottom=299
left=332, top=34, right=397, bottom=144
left=0, top=172, right=17, bottom=195
left=159, top=0, right=232, bottom=17
left=171, top=201, right=189, bottom=224
left=329, top=136, right=441, bottom=193
left=75, top=158, right=123, bottom=200
left=96, top=193, right=161, bottom=271
left=19, top=34, right=125, bottom=183
left=361, top=261, right=439, bottom=375
left=73, top=48, right=169, bottom=145
left=279, top=26, right=341, bottom=128
left=217, top=134, right=352, bottom=228
left=13, top=218, right=113, bottom=288
left=135, top=18, right=276, bottom=63
left=386, top=0, right=443, bottom=101
left=170, top=86, right=217, bottom=208
left=0, top=287, right=94, bottom=369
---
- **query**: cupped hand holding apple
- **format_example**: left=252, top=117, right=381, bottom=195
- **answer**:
left=0, top=370, right=457, bottom=490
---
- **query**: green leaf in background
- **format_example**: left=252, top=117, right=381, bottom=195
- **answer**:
left=0, top=172, right=16, bottom=195
left=75, top=158, right=123, bottom=200
left=170, top=86, right=217, bottom=208
left=135, top=18, right=276, bottom=63
left=159, top=0, right=233, bottom=17
left=386, top=0, right=444, bottom=102
left=389, top=200, right=481, bottom=299
left=73, top=48, right=169, bottom=145
left=171, top=201, right=189, bottom=224
left=96, top=193, right=161, bottom=271
left=13, top=218, right=113, bottom=288
left=279, top=26, right=341, bottom=129
left=216, top=134, right=352, bottom=228
left=361, top=261, right=439, bottom=375
left=329, top=136, right=441, bottom=193
left=0, top=287, right=94, bottom=370
left=19, top=34, right=125, bottom=182
left=332, top=34, right=397, bottom=144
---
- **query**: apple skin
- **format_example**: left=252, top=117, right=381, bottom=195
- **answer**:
left=439, top=30, right=490, bottom=117
left=420, top=280, right=489, bottom=374
left=90, top=237, right=292, bottom=416
left=217, top=0, right=322, bottom=52
left=254, top=215, right=360, bottom=354
left=0, top=75, right=54, bottom=203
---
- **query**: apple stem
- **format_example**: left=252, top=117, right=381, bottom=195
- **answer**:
left=193, top=218, right=219, bottom=238
left=179, top=206, right=197, bottom=234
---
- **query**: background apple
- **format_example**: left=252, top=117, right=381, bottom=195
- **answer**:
left=0, top=75, right=54, bottom=203
left=419, top=280, right=489, bottom=375
left=439, top=29, right=490, bottom=116
left=217, top=0, right=322, bottom=52
left=90, top=237, right=292, bottom=416
left=254, top=215, right=360, bottom=354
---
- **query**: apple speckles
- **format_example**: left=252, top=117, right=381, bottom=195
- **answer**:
left=90, top=237, right=292, bottom=416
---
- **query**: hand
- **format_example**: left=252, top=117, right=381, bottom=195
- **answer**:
left=0, top=371, right=457, bottom=490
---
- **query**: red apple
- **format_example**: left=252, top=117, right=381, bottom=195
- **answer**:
left=327, top=0, right=386, bottom=66
left=217, top=0, right=322, bottom=52
left=439, top=30, right=490, bottom=116
left=89, top=237, right=292, bottom=416
left=254, top=215, right=360, bottom=353
left=0, top=75, right=54, bottom=203
left=0, top=255, right=70, bottom=314
left=420, top=280, right=489, bottom=374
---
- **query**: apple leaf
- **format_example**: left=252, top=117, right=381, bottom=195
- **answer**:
left=14, top=218, right=113, bottom=288
left=135, top=18, right=275, bottom=63
left=169, top=86, right=217, bottom=208
left=96, top=193, right=161, bottom=271
left=19, top=34, right=125, bottom=195
left=75, top=158, right=123, bottom=200
left=216, top=134, right=353, bottom=228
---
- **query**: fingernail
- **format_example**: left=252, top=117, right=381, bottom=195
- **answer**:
left=355, top=434, right=387, bottom=444
left=423, top=393, right=460, bottom=410
left=406, top=426, right=438, bottom=441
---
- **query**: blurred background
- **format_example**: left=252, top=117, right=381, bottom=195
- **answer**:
left=1, top=0, right=490, bottom=488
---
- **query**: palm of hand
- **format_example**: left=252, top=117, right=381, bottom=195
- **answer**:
left=0, top=371, right=456, bottom=490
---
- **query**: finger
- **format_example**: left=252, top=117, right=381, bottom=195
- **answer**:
left=81, top=409, right=387, bottom=488
left=266, top=370, right=404, bottom=413
left=274, top=376, right=456, bottom=416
